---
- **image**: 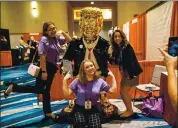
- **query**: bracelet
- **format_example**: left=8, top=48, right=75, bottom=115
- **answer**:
left=42, top=71, right=46, bottom=73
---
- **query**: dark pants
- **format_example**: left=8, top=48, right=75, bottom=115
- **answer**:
left=12, top=61, right=57, bottom=114
left=73, top=104, right=102, bottom=128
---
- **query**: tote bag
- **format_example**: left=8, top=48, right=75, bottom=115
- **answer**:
left=142, top=96, right=164, bottom=118
left=27, top=49, right=40, bottom=77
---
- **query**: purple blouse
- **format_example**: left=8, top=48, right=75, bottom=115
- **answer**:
left=69, top=78, right=111, bottom=106
left=38, top=36, right=63, bottom=65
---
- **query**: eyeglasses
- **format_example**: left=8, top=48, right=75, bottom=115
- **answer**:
left=47, top=27, right=57, bottom=31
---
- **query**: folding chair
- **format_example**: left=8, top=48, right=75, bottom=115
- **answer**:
left=133, top=65, right=167, bottom=104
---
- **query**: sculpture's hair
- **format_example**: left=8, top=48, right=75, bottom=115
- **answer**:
left=79, top=7, right=103, bottom=33
left=80, top=7, right=103, bottom=19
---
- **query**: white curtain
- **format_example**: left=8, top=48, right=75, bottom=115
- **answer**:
left=146, top=1, right=173, bottom=60
left=123, top=22, right=130, bottom=41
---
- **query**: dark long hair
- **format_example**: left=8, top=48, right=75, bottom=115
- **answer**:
left=42, top=22, right=55, bottom=37
left=111, top=29, right=129, bottom=57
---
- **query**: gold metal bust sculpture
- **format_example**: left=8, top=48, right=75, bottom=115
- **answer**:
left=79, top=7, right=103, bottom=43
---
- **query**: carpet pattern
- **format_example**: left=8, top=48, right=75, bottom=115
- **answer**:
left=0, top=65, right=171, bottom=128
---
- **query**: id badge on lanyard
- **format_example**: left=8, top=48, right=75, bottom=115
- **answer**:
left=85, top=100, right=92, bottom=109
left=84, top=83, right=93, bottom=110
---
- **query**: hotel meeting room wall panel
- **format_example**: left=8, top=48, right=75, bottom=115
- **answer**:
left=1, top=1, right=68, bottom=34
left=1, top=1, right=158, bottom=35
left=117, top=1, right=159, bottom=26
left=0, top=2, right=1, bottom=27
left=100, top=21, right=112, bottom=41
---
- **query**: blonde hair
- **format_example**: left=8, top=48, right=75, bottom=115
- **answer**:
left=77, top=59, right=100, bottom=85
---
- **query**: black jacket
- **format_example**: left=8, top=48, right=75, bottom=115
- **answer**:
left=112, top=43, right=143, bottom=79
left=27, top=40, right=37, bottom=49
left=62, top=36, right=111, bottom=77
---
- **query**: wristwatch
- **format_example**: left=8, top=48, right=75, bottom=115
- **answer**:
left=42, top=71, right=46, bottom=73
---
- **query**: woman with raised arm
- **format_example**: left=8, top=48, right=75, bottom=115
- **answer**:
left=158, top=47, right=178, bottom=112
left=3, top=22, right=71, bottom=122
left=63, top=59, right=117, bottom=128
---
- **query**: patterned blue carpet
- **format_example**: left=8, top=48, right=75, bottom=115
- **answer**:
left=0, top=64, right=70, bottom=128
left=0, top=64, right=172, bottom=128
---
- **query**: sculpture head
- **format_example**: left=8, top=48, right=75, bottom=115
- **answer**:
left=79, top=7, right=103, bottom=42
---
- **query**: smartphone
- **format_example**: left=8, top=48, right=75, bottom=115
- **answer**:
left=168, top=36, right=178, bottom=56
left=62, top=59, right=73, bottom=77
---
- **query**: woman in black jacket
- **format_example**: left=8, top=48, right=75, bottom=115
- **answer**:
left=111, top=29, right=143, bottom=118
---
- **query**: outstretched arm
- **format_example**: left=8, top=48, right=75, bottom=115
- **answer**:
left=158, top=48, right=178, bottom=112
left=63, top=71, right=73, bottom=97
left=61, top=31, right=72, bottom=43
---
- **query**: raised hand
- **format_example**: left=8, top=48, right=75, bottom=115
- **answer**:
left=108, top=69, right=114, bottom=77
left=64, top=71, right=73, bottom=80
left=158, top=48, right=177, bottom=69
left=56, top=30, right=63, bottom=37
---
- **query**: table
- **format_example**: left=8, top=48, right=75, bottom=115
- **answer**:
left=11, top=49, right=21, bottom=65
left=0, top=51, right=12, bottom=67
left=160, top=72, right=178, bottom=128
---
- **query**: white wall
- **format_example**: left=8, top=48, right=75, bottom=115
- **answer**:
left=146, top=1, right=173, bottom=60
left=10, top=34, right=23, bottom=48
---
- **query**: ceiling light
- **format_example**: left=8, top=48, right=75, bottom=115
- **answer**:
left=32, top=9, right=38, bottom=17
left=91, top=2, right=94, bottom=5
left=31, top=1, right=37, bottom=9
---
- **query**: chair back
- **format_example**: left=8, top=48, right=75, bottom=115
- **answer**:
left=151, top=65, right=167, bottom=86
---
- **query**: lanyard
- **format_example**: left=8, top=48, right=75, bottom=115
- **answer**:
left=84, top=81, right=94, bottom=100
left=52, top=40, right=60, bottom=55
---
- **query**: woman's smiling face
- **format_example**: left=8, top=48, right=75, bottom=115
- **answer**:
left=84, top=61, right=96, bottom=76
left=46, top=24, right=57, bottom=38
left=114, top=32, right=122, bottom=45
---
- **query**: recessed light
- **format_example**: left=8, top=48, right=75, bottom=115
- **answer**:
left=91, top=2, right=94, bottom=5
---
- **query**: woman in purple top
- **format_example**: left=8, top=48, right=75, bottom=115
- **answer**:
left=3, top=22, right=72, bottom=121
left=63, top=59, right=117, bottom=128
